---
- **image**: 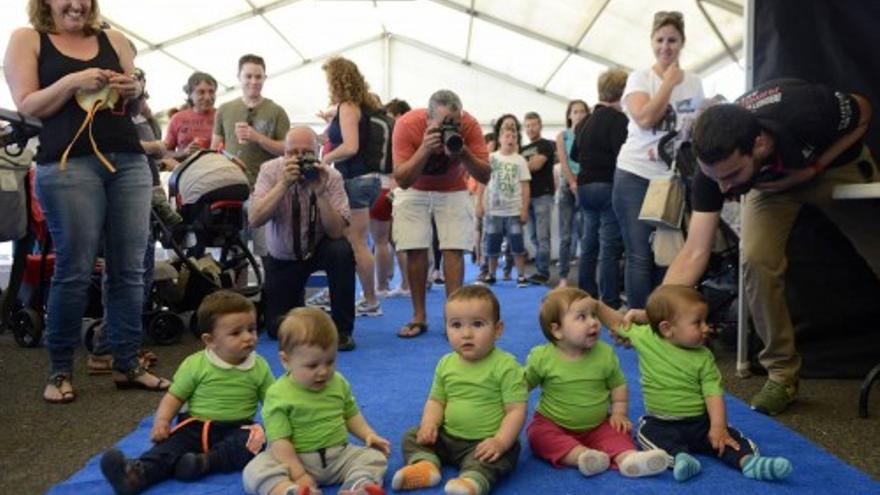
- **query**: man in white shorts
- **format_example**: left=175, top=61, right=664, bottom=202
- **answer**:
left=392, top=90, right=490, bottom=337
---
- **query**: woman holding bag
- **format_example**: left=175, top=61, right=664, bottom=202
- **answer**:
left=611, top=11, right=704, bottom=309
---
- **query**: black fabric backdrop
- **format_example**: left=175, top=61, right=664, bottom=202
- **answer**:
left=752, top=0, right=880, bottom=378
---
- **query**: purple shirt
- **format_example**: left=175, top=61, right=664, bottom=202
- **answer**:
left=253, top=157, right=351, bottom=260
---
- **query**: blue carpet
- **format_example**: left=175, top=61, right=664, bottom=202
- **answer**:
left=51, top=266, right=880, bottom=495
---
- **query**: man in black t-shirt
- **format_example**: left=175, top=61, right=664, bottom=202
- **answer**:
left=520, top=112, right=556, bottom=284
left=662, top=79, right=879, bottom=415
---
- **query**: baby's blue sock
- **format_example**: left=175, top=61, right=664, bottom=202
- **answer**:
left=673, top=452, right=701, bottom=482
left=742, top=455, right=793, bottom=481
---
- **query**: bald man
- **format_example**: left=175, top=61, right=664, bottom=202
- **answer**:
left=250, top=126, right=357, bottom=350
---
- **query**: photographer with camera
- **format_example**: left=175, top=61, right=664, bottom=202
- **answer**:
left=392, top=90, right=490, bottom=338
left=249, top=126, right=357, bottom=350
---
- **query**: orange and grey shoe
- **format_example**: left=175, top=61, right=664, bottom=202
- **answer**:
left=391, top=461, right=441, bottom=491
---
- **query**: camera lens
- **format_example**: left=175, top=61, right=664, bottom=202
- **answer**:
left=444, top=132, right=463, bottom=153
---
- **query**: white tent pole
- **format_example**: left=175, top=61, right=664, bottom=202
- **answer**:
left=540, top=0, right=611, bottom=91
left=735, top=0, right=756, bottom=380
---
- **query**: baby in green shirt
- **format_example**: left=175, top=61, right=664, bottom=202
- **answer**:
left=392, top=285, right=528, bottom=495
left=525, top=287, right=666, bottom=478
left=243, top=307, right=390, bottom=495
left=101, top=291, right=275, bottom=494
left=601, top=285, right=793, bottom=482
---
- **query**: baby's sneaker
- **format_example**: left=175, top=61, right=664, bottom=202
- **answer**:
left=100, top=448, right=146, bottom=495
left=577, top=449, right=611, bottom=476
left=619, top=449, right=668, bottom=477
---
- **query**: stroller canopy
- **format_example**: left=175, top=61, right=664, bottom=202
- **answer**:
left=170, top=151, right=249, bottom=206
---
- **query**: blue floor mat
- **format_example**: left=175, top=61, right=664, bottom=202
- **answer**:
left=51, top=266, right=880, bottom=494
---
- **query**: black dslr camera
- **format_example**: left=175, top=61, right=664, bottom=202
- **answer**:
left=299, top=151, right=320, bottom=182
left=438, top=117, right=463, bottom=153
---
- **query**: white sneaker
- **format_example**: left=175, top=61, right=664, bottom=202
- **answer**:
left=355, top=299, right=383, bottom=317
left=386, top=286, right=411, bottom=298
left=306, top=288, right=331, bottom=310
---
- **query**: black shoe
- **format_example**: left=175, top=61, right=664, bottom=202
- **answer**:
left=174, top=452, right=209, bottom=480
left=526, top=273, right=549, bottom=285
left=100, top=448, right=145, bottom=495
left=338, top=334, right=356, bottom=351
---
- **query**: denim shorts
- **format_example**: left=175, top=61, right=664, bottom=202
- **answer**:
left=484, top=215, right=526, bottom=257
left=344, top=174, right=381, bottom=210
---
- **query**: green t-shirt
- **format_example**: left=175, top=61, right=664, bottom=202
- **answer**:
left=168, top=350, right=274, bottom=422
left=429, top=348, right=527, bottom=440
left=525, top=342, right=626, bottom=431
left=262, top=372, right=359, bottom=452
left=214, top=97, right=290, bottom=185
left=617, top=324, right=724, bottom=418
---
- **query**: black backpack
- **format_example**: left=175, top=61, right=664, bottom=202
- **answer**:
left=362, top=108, right=394, bottom=174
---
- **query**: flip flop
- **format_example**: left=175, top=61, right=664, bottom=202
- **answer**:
left=397, top=321, right=428, bottom=338
left=43, top=374, right=76, bottom=404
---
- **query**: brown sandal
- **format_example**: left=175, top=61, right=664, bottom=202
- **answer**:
left=43, top=373, right=76, bottom=404
left=112, top=366, right=171, bottom=392
left=88, top=350, right=158, bottom=375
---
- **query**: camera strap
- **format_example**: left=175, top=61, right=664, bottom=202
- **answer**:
left=291, top=188, right=318, bottom=260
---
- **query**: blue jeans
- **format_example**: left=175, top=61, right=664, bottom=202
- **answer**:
left=484, top=215, right=526, bottom=257
left=557, top=186, right=580, bottom=277
left=528, top=195, right=553, bottom=278
left=611, top=169, right=663, bottom=309
left=577, top=182, right=623, bottom=308
left=36, top=153, right=152, bottom=375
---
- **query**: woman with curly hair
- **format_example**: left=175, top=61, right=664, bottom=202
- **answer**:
left=321, top=57, right=383, bottom=317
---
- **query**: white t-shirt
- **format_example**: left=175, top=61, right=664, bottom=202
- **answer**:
left=485, top=151, right=531, bottom=217
left=616, top=67, right=705, bottom=179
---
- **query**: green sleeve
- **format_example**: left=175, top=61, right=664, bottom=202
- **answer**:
left=168, top=354, right=197, bottom=401
left=428, top=356, right=447, bottom=402
left=262, top=385, right=292, bottom=442
left=499, top=357, right=528, bottom=404
left=606, top=349, right=627, bottom=390
left=340, top=375, right=360, bottom=420
left=523, top=346, right=543, bottom=390
left=700, top=355, right=725, bottom=398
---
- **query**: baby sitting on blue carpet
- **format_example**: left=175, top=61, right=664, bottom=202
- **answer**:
left=600, top=285, right=794, bottom=482
left=101, top=291, right=274, bottom=494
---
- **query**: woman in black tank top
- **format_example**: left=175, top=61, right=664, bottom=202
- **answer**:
left=4, top=0, right=170, bottom=404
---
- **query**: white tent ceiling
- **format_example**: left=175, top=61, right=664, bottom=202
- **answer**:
left=1, top=0, right=745, bottom=133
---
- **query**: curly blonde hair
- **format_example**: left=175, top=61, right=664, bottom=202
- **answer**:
left=322, top=57, right=378, bottom=110
left=28, top=0, right=103, bottom=35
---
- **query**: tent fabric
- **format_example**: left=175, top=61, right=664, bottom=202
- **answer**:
left=0, top=0, right=745, bottom=133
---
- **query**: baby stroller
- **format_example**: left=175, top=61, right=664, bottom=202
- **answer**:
left=151, top=150, right=264, bottom=336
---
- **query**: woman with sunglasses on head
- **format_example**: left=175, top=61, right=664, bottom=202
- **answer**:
left=4, top=0, right=170, bottom=403
left=611, top=11, right=705, bottom=310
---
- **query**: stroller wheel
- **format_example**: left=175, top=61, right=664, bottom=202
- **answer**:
left=146, top=311, right=185, bottom=345
left=82, top=319, right=103, bottom=354
left=12, top=307, right=43, bottom=348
